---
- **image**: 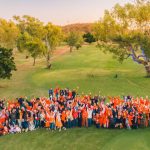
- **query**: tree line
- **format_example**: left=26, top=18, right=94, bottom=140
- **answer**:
left=0, top=15, right=96, bottom=79
left=0, top=0, right=150, bottom=79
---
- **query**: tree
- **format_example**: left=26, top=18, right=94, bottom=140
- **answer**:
left=83, top=32, right=95, bottom=44
left=26, top=38, right=46, bottom=66
left=75, top=33, right=84, bottom=50
left=93, top=0, right=150, bottom=77
left=0, top=47, right=16, bottom=79
left=44, top=23, right=63, bottom=69
left=0, top=18, right=19, bottom=49
left=14, top=15, right=46, bottom=66
left=66, top=32, right=84, bottom=52
left=14, top=16, right=62, bottom=68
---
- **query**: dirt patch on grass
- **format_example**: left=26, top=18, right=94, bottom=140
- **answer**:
left=0, top=85, right=8, bottom=88
left=52, top=46, right=70, bottom=60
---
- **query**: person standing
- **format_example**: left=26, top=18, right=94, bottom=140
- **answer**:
left=82, top=108, right=88, bottom=127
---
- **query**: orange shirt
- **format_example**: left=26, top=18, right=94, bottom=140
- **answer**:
left=82, top=110, right=88, bottom=119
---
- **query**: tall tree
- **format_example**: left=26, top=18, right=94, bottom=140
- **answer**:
left=0, top=47, right=16, bottom=79
left=66, top=32, right=84, bottom=52
left=44, top=23, right=63, bottom=69
left=14, top=15, right=46, bottom=66
left=14, top=16, right=62, bottom=68
left=93, top=0, right=150, bottom=77
left=75, top=33, right=84, bottom=50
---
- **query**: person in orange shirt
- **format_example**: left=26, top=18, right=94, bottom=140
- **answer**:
left=95, top=113, right=100, bottom=128
left=49, top=111, right=55, bottom=131
left=82, top=108, right=88, bottom=127
left=61, top=110, right=67, bottom=128
left=45, top=111, right=50, bottom=129
left=103, top=115, right=109, bottom=128
left=55, top=112, right=63, bottom=132
left=99, top=112, right=104, bottom=127
left=128, top=113, right=133, bottom=127
left=0, top=123, right=4, bottom=136
left=72, top=108, right=78, bottom=127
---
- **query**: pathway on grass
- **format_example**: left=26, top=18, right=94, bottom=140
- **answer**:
left=51, top=46, right=70, bottom=61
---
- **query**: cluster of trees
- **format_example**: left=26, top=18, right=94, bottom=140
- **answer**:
left=0, top=16, right=95, bottom=79
left=93, top=0, right=150, bottom=77
left=14, top=16, right=63, bottom=67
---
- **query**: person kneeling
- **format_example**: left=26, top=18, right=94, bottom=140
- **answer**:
left=115, top=116, right=123, bottom=129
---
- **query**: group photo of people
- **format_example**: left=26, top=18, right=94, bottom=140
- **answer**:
left=0, top=87, right=150, bottom=136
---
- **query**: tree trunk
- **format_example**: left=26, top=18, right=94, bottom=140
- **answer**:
left=46, top=51, right=52, bottom=69
left=70, top=46, right=73, bottom=52
left=33, top=57, right=36, bottom=66
left=145, top=65, right=150, bottom=77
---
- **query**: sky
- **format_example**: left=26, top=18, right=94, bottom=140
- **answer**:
left=0, top=0, right=132, bottom=25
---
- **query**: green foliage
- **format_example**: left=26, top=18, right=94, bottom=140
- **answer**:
left=26, top=38, right=46, bottom=66
left=14, top=16, right=63, bottom=67
left=44, top=23, right=63, bottom=68
left=14, top=16, right=46, bottom=65
left=0, top=18, right=19, bottom=49
left=14, top=15, right=45, bottom=39
left=93, top=0, right=150, bottom=76
left=45, top=23, right=63, bottom=51
left=0, top=47, right=16, bottom=79
left=17, top=32, right=32, bottom=52
left=83, top=32, right=96, bottom=44
left=66, top=32, right=84, bottom=52
left=75, top=33, right=84, bottom=50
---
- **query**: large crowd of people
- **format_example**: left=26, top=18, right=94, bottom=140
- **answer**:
left=0, top=87, right=150, bottom=136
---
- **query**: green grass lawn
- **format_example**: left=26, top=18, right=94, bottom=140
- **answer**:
left=0, top=127, right=150, bottom=150
left=0, top=44, right=149, bottom=98
left=0, top=44, right=150, bottom=150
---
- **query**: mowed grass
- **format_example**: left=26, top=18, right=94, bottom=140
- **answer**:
left=0, top=44, right=150, bottom=150
left=0, top=44, right=149, bottom=98
left=0, top=127, right=150, bottom=150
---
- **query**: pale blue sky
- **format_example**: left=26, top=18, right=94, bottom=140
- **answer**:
left=0, top=0, right=131, bottom=25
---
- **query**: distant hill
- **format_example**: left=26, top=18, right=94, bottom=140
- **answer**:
left=62, top=23, right=93, bottom=33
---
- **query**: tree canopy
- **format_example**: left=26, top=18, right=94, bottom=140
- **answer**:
left=0, top=47, right=16, bottom=79
left=83, top=32, right=96, bottom=44
left=0, top=18, right=19, bottom=49
left=44, top=23, right=63, bottom=68
left=14, top=16, right=62, bottom=67
left=93, top=0, right=150, bottom=76
left=66, top=32, right=84, bottom=52
left=14, top=15, right=46, bottom=65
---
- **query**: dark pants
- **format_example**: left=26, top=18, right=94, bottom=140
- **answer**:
left=40, top=120, right=45, bottom=128
left=88, top=118, right=92, bottom=127
left=62, top=121, right=67, bottom=128
left=96, top=123, right=100, bottom=128
left=67, top=119, right=71, bottom=128
left=73, top=118, right=78, bottom=127
left=50, top=123, right=55, bottom=130
left=34, top=120, right=40, bottom=128
left=78, top=118, right=82, bottom=127
left=22, top=121, right=28, bottom=129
